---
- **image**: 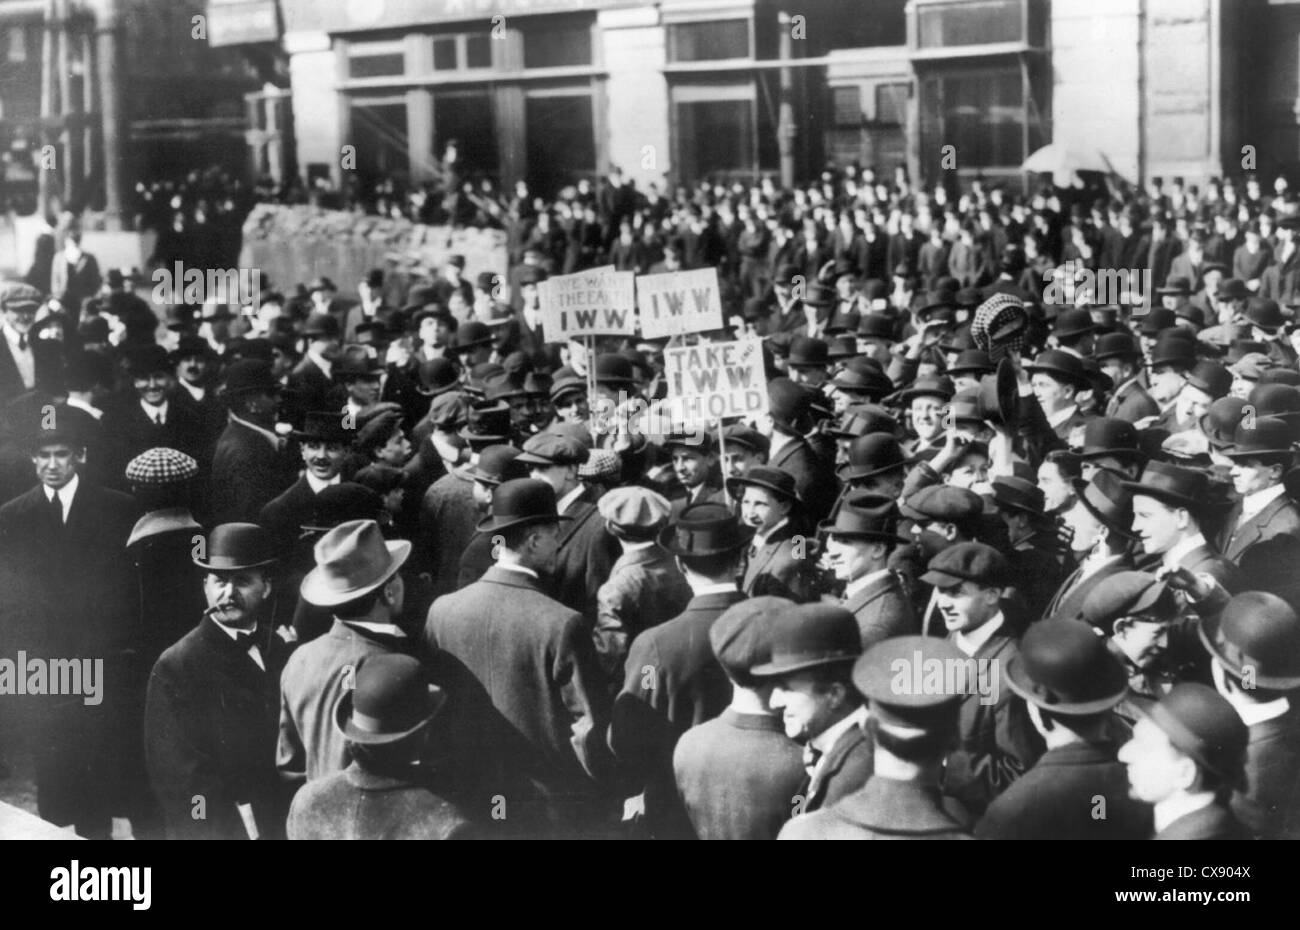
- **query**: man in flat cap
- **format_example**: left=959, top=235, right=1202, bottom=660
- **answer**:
left=779, top=636, right=971, bottom=839
left=1118, top=683, right=1250, bottom=839
left=922, top=542, right=1042, bottom=816
left=424, top=479, right=612, bottom=836
left=593, top=486, right=692, bottom=689
left=0, top=280, right=61, bottom=404
left=610, top=502, right=750, bottom=839
left=751, top=604, right=873, bottom=817
left=976, top=619, right=1153, bottom=839
left=672, top=597, right=806, bottom=840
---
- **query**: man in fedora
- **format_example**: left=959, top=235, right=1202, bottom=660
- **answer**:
left=610, top=502, right=750, bottom=838
left=820, top=491, right=915, bottom=647
left=0, top=412, right=139, bottom=839
left=211, top=359, right=298, bottom=524
left=1096, top=332, right=1159, bottom=422
left=287, top=654, right=476, bottom=839
left=1118, top=683, right=1250, bottom=839
left=731, top=464, right=814, bottom=601
left=278, top=520, right=414, bottom=791
left=1141, top=331, right=1198, bottom=430
left=145, top=523, right=292, bottom=839
left=750, top=604, right=872, bottom=815
left=672, top=597, right=806, bottom=840
left=1217, top=416, right=1300, bottom=563
left=990, top=476, right=1069, bottom=623
left=663, top=431, right=727, bottom=518
left=1075, top=417, right=1144, bottom=482
left=1124, top=460, right=1240, bottom=595
left=454, top=443, right=528, bottom=589
left=896, top=375, right=954, bottom=463
left=424, top=478, right=612, bottom=836
left=835, top=432, right=910, bottom=503
left=1025, top=349, right=1093, bottom=444
left=259, top=410, right=352, bottom=553
left=102, top=343, right=205, bottom=490
left=922, top=542, right=1042, bottom=815
left=593, top=486, right=692, bottom=689
left=290, top=312, right=343, bottom=414
left=779, top=636, right=971, bottom=839
left=763, top=377, right=836, bottom=522
left=976, top=619, right=1153, bottom=840
left=1047, top=469, right=1139, bottom=624
left=1200, top=592, right=1300, bottom=839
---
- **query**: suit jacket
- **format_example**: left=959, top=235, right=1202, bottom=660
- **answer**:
left=1106, top=377, right=1159, bottom=422
left=258, top=476, right=321, bottom=552
left=277, top=619, right=408, bottom=790
left=843, top=571, right=917, bottom=648
left=802, top=719, right=874, bottom=812
left=287, top=357, right=339, bottom=415
left=209, top=418, right=298, bottom=525
left=1044, top=555, right=1133, bottom=624
left=1175, top=543, right=1242, bottom=594
left=0, top=332, right=61, bottom=404
left=769, top=432, right=836, bottom=523
left=975, top=738, right=1152, bottom=840
left=423, top=565, right=612, bottom=832
left=286, top=761, right=477, bottom=839
left=144, top=617, right=292, bottom=839
left=668, top=475, right=729, bottom=520
left=51, top=253, right=101, bottom=309
left=594, top=543, right=693, bottom=685
left=1155, top=802, right=1249, bottom=840
left=1216, top=493, right=1300, bottom=563
left=742, top=523, right=815, bottom=601
left=101, top=395, right=206, bottom=491
left=672, top=710, right=805, bottom=841
left=943, top=630, right=1044, bottom=817
left=551, top=487, right=621, bottom=625
left=778, top=776, right=972, bottom=840
left=417, top=468, right=479, bottom=596
left=611, top=589, right=744, bottom=838
left=1231, top=706, right=1300, bottom=840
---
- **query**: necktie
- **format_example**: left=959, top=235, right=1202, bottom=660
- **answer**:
left=48, top=488, right=62, bottom=526
left=17, top=334, right=27, bottom=351
left=803, top=744, right=823, bottom=778
left=233, top=630, right=259, bottom=651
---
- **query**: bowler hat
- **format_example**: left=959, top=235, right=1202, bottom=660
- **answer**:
left=1156, top=276, right=1192, bottom=297
left=819, top=492, right=901, bottom=543
left=991, top=476, right=1045, bottom=516
left=475, top=478, right=571, bottom=533
left=767, top=377, right=812, bottom=426
left=711, top=597, right=797, bottom=689
left=1025, top=350, right=1090, bottom=389
left=171, top=334, right=218, bottom=363
left=658, top=502, right=754, bottom=557
left=292, top=411, right=353, bottom=445
left=1223, top=416, right=1296, bottom=459
left=1093, top=332, right=1143, bottom=362
left=1077, top=418, right=1142, bottom=462
left=1054, top=308, right=1097, bottom=341
left=1071, top=469, right=1139, bottom=540
left=464, top=444, right=526, bottom=486
left=803, top=283, right=835, bottom=308
left=334, top=654, right=446, bottom=746
left=1005, top=618, right=1128, bottom=714
left=722, top=424, right=771, bottom=456
left=1184, top=360, right=1232, bottom=399
left=831, top=366, right=894, bottom=399
left=725, top=465, right=801, bottom=504
left=1246, top=297, right=1286, bottom=331
left=895, top=375, right=955, bottom=405
left=1148, top=331, right=1198, bottom=368
left=1139, top=307, right=1178, bottom=336
left=838, top=432, right=911, bottom=481
left=595, top=354, right=637, bottom=387
left=1247, top=383, right=1300, bottom=423
left=334, top=348, right=382, bottom=380
left=787, top=336, right=829, bottom=369
left=193, top=522, right=276, bottom=571
left=417, top=357, right=460, bottom=396
left=826, top=405, right=898, bottom=441
left=1216, top=278, right=1250, bottom=301
left=1199, top=395, right=1248, bottom=449
left=303, top=312, right=340, bottom=338
left=126, top=343, right=172, bottom=378
left=1140, top=684, right=1248, bottom=790
left=826, top=335, right=858, bottom=360
left=300, top=519, right=412, bottom=607
left=221, top=358, right=280, bottom=397
left=453, top=321, right=493, bottom=350
left=749, top=604, right=861, bottom=677
left=1199, top=591, right=1300, bottom=689
left=857, top=314, right=896, bottom=341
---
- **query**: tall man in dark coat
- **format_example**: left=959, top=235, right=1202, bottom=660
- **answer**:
left=0, top=412, right=139, bottom=838
left=209, top=360, right=298, bottom=525
left=764, top=378, right=836, bottom=523
left=144, top=523, right=293, bottom=840
left=976, top=619, right=1153, bottom=839
left=423, top=479, right=613, bottom=836
left=610, top=502, right=750, bottom=839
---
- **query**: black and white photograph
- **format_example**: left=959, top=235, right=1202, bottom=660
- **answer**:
left=0, top=0, right=1289, bottom=888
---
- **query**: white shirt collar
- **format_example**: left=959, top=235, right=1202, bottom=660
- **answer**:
left=179, top=380, right=205, bottom=402
left=812, top=705, right=868, bottom=756
left=752, top=517, right=789, bottom=550
left=1162, top=532, right=1207, bottom=570
left=1241, top=483, right=1286, bottom=521
left=1154, top=791, right=1218, bottom=835
left=140, top=398, right=168, bottom=422
left=1226, top=690, right=1290, bottom=727
left=305, top=472, right=341, bottom=494
left=497, top=562, right=540, bottom=581
left=557, top=484, right=585, bottom=515
left=44, top=473, right=79, bottom=521
left=953, top=611, right=1004, bottom=657
left=230, top=412, right=282, bottom=448
left=307, top=348, right=333, bottom=379
left=622, top=539, right=656, bottom=553
left=692, top=581, right=739, bottom=596
left=3, top=322, right=31, bottom=350
left=1046, top=404, right=1078, bottom=429
left=846, top=568, right=892, bottom=600
left=65, top=396, right=103, bottom=420
left=342, top=620, right=407, bottom=638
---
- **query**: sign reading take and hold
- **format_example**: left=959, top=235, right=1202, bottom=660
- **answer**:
left=538, top=268, right=637, bottom=340
left=636, top=268, right=724, bottom=339
left=664, top=337, right=769, bottom=424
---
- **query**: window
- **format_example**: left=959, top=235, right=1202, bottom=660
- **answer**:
left=832, top=87, right=861, bottom=129
left=524, top=23, right=592, bottom=68
left=676, top=99, right=755, bottom=181
left=921, top=67, right=1023, bottom=169
left=668, top=20, right=750, bottom=63
left=433, top=37, right=457, bottom=70
left=466, top=33, right=492, bottom=69
left=875, top=83, right=908, bottom=126
left=348, top=41, right=405, bottom=79
left=917, top=0, right=1023, bottom=49
left=431, top=33, right=493, bottom=72
left=7, top=27, right=27, bottom=63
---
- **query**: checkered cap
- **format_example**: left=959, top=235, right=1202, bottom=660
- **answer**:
left=125, top=447, right=199, bottom=486
left=578, top=448, right=621, bottom=479
left=971, top=292, right=1029, bottom=362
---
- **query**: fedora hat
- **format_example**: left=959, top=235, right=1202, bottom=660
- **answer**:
left=819, top=492, right=901, bottom=543
left=1093, top=332, right=1143, bottom=362
left=300, top=519, right=412, bottom=607
left=1139, top=684, right=1248, bottom=791
left=725, top=465, right=802, bottom=504
left=826, top=405, right=899, bottom=440
left=334, top=654, right=446, bottom=747
left=991, top=476, right=1045, bottom=516
left=1071, top=469, right=1139, bottom=540
left=1148, top=331, right=1198, bottom=368
left=1199, top=591, right=1300, bottom=689
left=464, top=444, right=527, bottom=486
left=831, top=366, right=894, bottom=399
left=837, top=432, right=911, bottom=481
left=292, top=410, right=353, bottom=445
left=1121, top=460, right=1208, bottom=510
left=787, top=336, right=829, bottom=369
left=459, top=401, right=513, bottom=443
left=193, top=522, right=277, bottom=571
left=333, top=348, right=383, bottom=381
left=1216, top=278, right=1251, bottom=302
left=945, top=349, right=995, bottom=377
left=749, top=604, right=861, bottom=677
left=417, top=357, right=460, bottom=397
left=1077, top=418, right=1142, bottom=462
left=1005, top=618, right=1128, bottom=714
left=895, top=375, right=955, bottom=405
left=1156, top=276, right=1192, bottom=296
left=658, top=502, right=754, bottom=557
left=1025, top=349, right=1090, bottom=389
left=475, top=478, right=571, bottom=534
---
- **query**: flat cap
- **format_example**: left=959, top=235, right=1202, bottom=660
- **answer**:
left=900, top=485, right=983, bottom=523
left=598, top=486, right=672, bottom=535
left=125, top=447, right=200, bottom=486
left=1082, top=571, right=1176, bottom=629
left=578, top=448, right=622, bottom=480
left=920, top=541, right=1010, bottom=588
left=710, top=597, right=796, bottom=688
left=0, top=280, right=42, bottom=313
left=749, top=604, right=861, bottom=677
left=516, top=431, right=590, bottom=467
left=851, top=635, right=967, bottom=728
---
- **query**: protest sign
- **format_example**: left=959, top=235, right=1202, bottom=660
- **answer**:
left=663, top=337, right=769, bottom=424
left=636, top=268, right=724, bottom=338
left=537, top=268, right=636, bottom=340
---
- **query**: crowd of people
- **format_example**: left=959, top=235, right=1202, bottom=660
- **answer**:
left=1, top=161, right=1299, bottom=841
